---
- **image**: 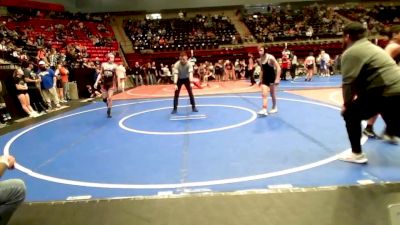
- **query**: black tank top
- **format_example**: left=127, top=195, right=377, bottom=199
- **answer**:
left=262, top=57, right=275, bottom=80
left=103, top=68, right=115, bottom=85
left=14, top=75, right=28, bottom=94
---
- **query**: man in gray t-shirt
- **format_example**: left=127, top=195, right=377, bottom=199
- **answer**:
left=171, top=52, right=198, bottom=114
left=339, top=22, right=400, bottom=164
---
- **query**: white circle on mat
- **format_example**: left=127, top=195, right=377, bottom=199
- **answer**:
left=3, top=95, right=366, bottom=189
left=119, top=104, right=257, bottom=135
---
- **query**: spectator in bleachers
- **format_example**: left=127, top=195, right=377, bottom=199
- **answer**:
left=82, top=58, right=91, bottom=68
left=243, top=3, right=346, bottom=43
left=306, top=26, right=313, bottom=39
left=26, top=37, right=35, bottom=46
left=0, top=9, right=118, bottom=71
left=58, top=50, right=66, bottom=65
left=124, top=14, right=238, bottom=51
left=11, top=48, right=20, bottom=60
left=19, top=50, right=28, bottom=62
left=0, top=40, right=6, bottom=51
left=47, top=48, right=58, bottom=70
left=93, top=57, right=100, bottom=66
left=36, top=47, right=47, bottom=62
left=158, top=36, right=165, bottom=46
left=36, top=34, right=44, bottom=46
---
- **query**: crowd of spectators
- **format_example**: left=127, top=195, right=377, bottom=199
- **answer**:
left=0, top=8, right=120, bottom=69
left=0, top=8, right=124, bottom=124
left=124, top=14, right=242, bottom=52
left=242, top=3, right=346, bottom=43
left=336, top=3, right=400, bottom=36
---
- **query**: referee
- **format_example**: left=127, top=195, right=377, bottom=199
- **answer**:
left=171, top=52, right=198, bottom=114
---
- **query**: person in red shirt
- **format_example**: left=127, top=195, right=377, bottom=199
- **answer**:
left=280, top=49, right=291, bottom=81
left=36, top=47, right=47, bottom=62
left=55, top=63, right=70, bottom=102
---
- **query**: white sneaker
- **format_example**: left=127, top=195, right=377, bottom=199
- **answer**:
left=269, top=107, right=278, bottom=114
left=29, top=112, right=39, bottom=118
left=339, top=152, right=368, bottom=164
left=257, top=108, right=268, bottom=116
left=32, top=111, right=40, bottom=117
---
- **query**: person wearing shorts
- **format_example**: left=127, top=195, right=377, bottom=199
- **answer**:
left=94, top=53, right=118, bottom=118
left=257, top=46, right=281, bottom=116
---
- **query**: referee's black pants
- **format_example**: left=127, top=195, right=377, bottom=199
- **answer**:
left=173, top=78, right=196, bottom=110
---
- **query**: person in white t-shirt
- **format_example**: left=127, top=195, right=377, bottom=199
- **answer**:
left=116, top=63, right=126, bottom=92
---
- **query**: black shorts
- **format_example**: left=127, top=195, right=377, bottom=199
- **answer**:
left=262, top=74, right=276, bottom=86
left=56, top=79, right=63, bottom=88
left=101, top=82, right=115, bottom=92
left=17, top=90, right=28, bottom=95
left=306, top=64, right=313, bottom=70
